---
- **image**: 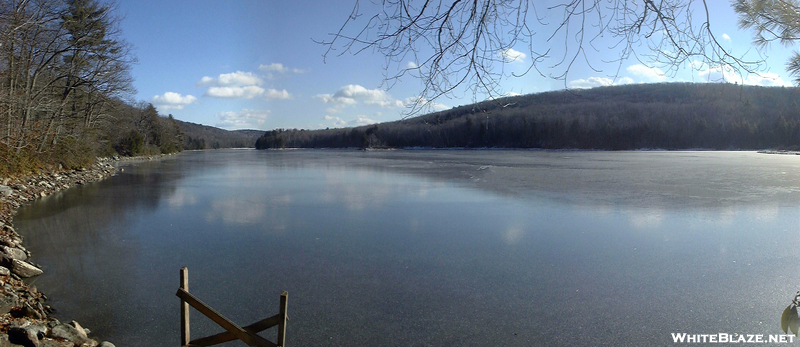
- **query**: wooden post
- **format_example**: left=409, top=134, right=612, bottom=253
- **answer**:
left=277, top=291, right=288, bottom=347
left=176, top=267, right=287, bottom=347
left=180, top=267, right=190, bottom=346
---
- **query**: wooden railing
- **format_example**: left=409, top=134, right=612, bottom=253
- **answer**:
left=176, top=267, right=288, bottom=347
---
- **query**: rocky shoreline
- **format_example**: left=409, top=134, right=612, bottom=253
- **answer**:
left=0, top=158, right=119, bottom=347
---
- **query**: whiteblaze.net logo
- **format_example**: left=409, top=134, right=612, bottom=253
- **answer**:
left=671, top=333, right=795, bottom=344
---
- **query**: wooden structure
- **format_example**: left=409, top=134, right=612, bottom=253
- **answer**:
left=176, top=267, right=288, bottom=347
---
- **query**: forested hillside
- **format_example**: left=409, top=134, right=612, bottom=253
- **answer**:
left=257, top=83, right=799, bottom=150
left=177, top=121, right=262, bottom=150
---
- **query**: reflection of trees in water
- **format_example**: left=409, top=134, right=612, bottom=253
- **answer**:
left=14, top=158, right=189, bottom=341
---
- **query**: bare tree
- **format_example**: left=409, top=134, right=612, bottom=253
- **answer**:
left=0, top=0, right=135, bottom=155
left=0, top=0, right=69, bottom=151
left=320, top=0, right=798, bottom=113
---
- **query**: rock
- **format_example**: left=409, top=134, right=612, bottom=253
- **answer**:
left=0, top=295, right=15, bottom=315
left=98, top=342, right=115, bottom=347
left=0, top=186, right=11, bottom=197
left=21, top=303, right=43, bottom=319
left=23, top=324, right=47, bottom=341
left=48, top=324, right=94, bottom=347
left=0, top=267, right=9, bottom=276
left=2, top=258, right=43, bottom=278
left=0, top=239, right=15, bottom=248
left=0, top=334, right=20, bottom=347
left=8, top=326, right=39, bottom=347
left=66, top=322, right=85, bottom=339
left=2, top=246, right=27, bottom=261
left=39, top=340, right=75, bottom=347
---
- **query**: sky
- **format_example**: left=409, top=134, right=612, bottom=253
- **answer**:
left=111, top=0, right=797, bottom=131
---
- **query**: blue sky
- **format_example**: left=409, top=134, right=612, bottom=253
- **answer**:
left=112, top=0, right=797, bottom=131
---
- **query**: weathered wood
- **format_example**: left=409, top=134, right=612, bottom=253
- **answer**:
left=180, top=267, right=190, bottom=346
left=189, top=314, right=281, bottom=346
left=277, top=291, right=288, bottom=347
left=176, top=288, right=275, bottom=347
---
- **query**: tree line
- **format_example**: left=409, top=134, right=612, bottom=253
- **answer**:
left=257, top=83, right=799, bottom=151
left=176, top=120, right=263, bottom=151
left=0, top=0, right=185, bottom=176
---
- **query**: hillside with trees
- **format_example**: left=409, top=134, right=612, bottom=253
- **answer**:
left=257, top=83, right=799, bottom=151
left=176, top=121, right=262, bottom=150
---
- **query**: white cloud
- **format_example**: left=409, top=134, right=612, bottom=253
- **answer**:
left=198, top=71, right=262, bottom=87
left=406, top=61, right=418, bottom=69
left=354, top=115, right=378, bottom=126
left=568, top=77, right=614, bottom=89
left=626, top=64, right=668, bottom=82
left=315, top=93, right=357, bottom=106
left=722, top=33, right=731, bottom=41
left=317, top=84, right=402, bottom=108
left=151, top=92, right=197, bottom=110
left=742, top=72, right=793, bottom=86
left=501, top=48, right=526, bottom=63
left=197, top=76, right=215, bottom=86
left=698, top=66, right=736, bottom=83
left=692, top=62, right=792, bottom=86
left=197, top=70, right=283, bottom=100
left=368, top=99, right=405, bottom=108
left=323, top=115, right=346, bottom=127
left=484, top=91, right=526, bottom=103
left=323, top=114, right=378, bottom=127
left=205, top=85, right=266, bottom=99
left=259, top=63, right=287, bottom=73
left=403, top=96, right=448, bottom=111
left=215, top=109, right=271, bottom=129
left=432, top=103, right=449, bottom=111
left=334, top=84, right=388, bottom=101
left=618, top=77, right=635, bottom=84
left=265, top=88, right=292, bottom=100
left=259, top=63, right=304, bottom=74
left=568, top=75, right=637, bottom=89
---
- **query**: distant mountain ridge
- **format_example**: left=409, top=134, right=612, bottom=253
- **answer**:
left=257, top=82, right=800, bottom=150
left=176, top=120, right=263, bottom=149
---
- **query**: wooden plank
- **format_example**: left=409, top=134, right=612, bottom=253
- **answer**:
left=180, top=267, right=190, bottom=346
left=189, top=315, right=281, bottom=346
left=277, top=291, right=288, bottom=347
left=176, top=288, right=275, bottom=347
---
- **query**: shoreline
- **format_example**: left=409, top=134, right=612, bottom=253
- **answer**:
left=0, top=157, right=124, bottom=347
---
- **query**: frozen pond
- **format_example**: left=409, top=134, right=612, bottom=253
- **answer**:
left=14, top=149, right=800, bottom=346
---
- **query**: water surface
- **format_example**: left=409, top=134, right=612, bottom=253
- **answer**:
left=14, top=149, right=800, bottom=346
